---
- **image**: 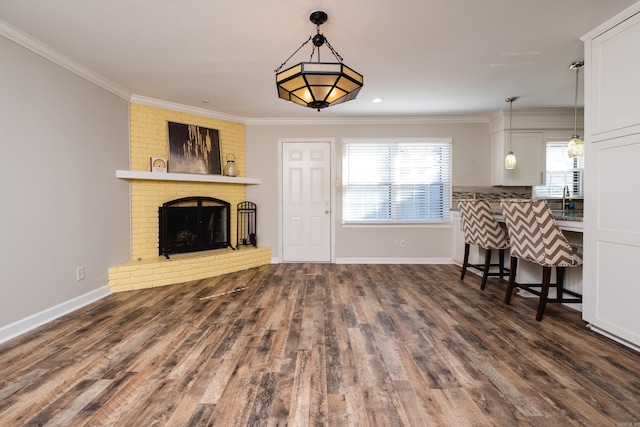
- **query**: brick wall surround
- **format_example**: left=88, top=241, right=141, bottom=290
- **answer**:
left=108, top=103, right=271, bottom=292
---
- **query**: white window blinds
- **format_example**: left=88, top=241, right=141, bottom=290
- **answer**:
left=533, top=142, right=584, bottom=198
left=342, top=139, right=452, bottom=223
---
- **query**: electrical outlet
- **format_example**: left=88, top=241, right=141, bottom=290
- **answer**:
left=76, top=266, right=85, bottom=281
left=400, top=239, right=406, bottom=247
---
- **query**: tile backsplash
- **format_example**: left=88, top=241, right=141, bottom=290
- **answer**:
left=452, top=186, right=532, bottom=203
left=452, top=186, right=583, bottom=211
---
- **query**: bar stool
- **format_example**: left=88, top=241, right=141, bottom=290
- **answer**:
left=499, top=199, right=582, bottom=321
left=458, top=199, right=510, bottom=290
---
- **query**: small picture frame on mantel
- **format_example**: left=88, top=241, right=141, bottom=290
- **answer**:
left=150, top=157, right=168, bottom=173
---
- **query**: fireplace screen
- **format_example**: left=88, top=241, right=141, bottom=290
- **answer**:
left=159, top=197, right=230, bottom=257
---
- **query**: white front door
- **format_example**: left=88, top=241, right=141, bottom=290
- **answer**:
left=282, top=141, right=331, bottom=262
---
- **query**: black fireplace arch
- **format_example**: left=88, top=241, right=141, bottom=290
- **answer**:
left=159, top=196, right=231, bottom=257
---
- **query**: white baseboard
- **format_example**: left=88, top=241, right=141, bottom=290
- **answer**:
left=0, top=285, right=111, bottom=345
left=269, top=257, right=455, bottom=265
left=335, top=257, right=455, bottom=264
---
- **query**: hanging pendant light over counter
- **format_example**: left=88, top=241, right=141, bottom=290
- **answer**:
left=504, top=97, right=518, bottom=170
left=274, top=11, right=363, bottom=111
left=568, top=60, right=584, bottom=158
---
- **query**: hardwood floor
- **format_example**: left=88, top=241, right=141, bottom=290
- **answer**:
left=1, top=263, right=639, bottom=426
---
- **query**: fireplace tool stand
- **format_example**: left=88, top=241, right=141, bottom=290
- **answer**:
left=236, top=201, right=257, bottom=249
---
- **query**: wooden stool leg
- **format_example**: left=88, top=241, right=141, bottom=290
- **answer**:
left=504, top=257, right=518, bottom=304
left=556, top=266, right=566, bottom=300
left=480, top=249, right=492, bottom=290
left=536, top=266, right=553, bottom=321
left=460, top=243, right=470, bottom=280
left=499, top=249, right=505, bottom=280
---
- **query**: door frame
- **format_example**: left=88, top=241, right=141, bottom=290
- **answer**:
left=277, top=137, right=336, bottom=263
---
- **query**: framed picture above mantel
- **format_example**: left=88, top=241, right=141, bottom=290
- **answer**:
left=167, top=121, right=222, bottom=175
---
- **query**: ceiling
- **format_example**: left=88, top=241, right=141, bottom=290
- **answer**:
left=0, top=0, right=637, bottom=120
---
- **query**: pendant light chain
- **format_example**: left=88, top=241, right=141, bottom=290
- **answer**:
left=274, top=35, right=313, bottom=73
left=274, top=29, right=344, bottom=72
left=323, top=39, right=344, bottom=62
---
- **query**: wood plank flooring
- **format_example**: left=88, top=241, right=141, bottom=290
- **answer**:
left=1, top=263, right=639, bottom=426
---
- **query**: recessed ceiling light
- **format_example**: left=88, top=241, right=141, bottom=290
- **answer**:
left=372, top=97, right=383, bottom=103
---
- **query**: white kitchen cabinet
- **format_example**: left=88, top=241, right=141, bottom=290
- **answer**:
left=451, top=211, right=480, bottom=265
left=581, top=3, right=640, bottom=350
left=491, top=131, right=544, bottom=186
left=587, top=9, right=640, bottom=140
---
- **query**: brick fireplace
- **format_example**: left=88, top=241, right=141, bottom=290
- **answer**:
left=107, top=102, right=270, bottom=293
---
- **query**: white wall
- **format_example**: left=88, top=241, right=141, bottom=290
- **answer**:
left=0, top=36, right=131, bottom=339
left=246, top=120, right=490, bottom=262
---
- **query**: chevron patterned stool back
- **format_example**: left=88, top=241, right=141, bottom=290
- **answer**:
left=458, top=199, right=509, bottom=250
left=499, top=199, right=582, bottom=321
left=457, top=199, right=510, bottom=290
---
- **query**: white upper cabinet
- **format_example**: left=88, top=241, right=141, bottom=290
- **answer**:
left=489, top=109, right=579, bottom=187
left=587, top=10, right=640, bottom=141
left=491, top=131, right=544, bottom=186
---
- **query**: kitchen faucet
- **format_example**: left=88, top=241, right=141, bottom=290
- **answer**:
left=562, top=185, right=571, bottom=210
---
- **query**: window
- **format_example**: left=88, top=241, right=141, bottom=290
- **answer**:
left=342, top=138, right=452, bottom=224
left=533, top=141, right=584, bottom=198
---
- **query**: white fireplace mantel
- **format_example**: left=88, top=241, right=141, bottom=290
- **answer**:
left=116, top=170, right=261, bottom=185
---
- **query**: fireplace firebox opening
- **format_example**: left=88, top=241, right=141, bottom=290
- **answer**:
left=159, top=196, right=232, bottom=258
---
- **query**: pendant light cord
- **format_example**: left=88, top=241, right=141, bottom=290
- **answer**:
left=509, top=99, right=513, bottom=150
left=573, top=66, right=579, bottom=135
left=506, top=97, right=517, bottom=149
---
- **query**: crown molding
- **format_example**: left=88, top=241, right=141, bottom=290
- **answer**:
left=129, top=95, right=247, bottom=124
left=130, top=95, right=492, bottom=126
left=245, top=115, right=490, bottom=126
left=489, top=108, right=584, bottom=133
left=0, top=19, right=131, bottom=100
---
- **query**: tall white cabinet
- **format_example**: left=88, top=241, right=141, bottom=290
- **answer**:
left=582, top=2, right=640, bottom=350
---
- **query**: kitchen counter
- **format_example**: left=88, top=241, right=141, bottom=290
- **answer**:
left=494, top=210, right=583, bottom=232
left=451, top=206, right=583, bottom=232
left=548, top=210, right=583, bottom=221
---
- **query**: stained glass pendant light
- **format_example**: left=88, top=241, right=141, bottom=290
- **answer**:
left=568, top=61, right=584, bottom=158
left=504, top=97, right=518, bottom=170
left=275, top=11, right=363, bottom=111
